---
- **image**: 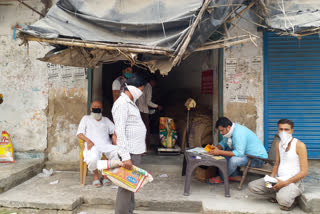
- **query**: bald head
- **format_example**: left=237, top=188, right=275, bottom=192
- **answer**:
left=90, top=100, right=102, bottom=111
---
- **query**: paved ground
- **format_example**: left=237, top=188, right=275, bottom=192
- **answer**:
left=0, top=159, right=44, bottom=193
left=0, top=155, right=319, bottom=213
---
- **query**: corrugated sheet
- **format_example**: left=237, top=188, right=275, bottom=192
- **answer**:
left=264, top=32, right=320, bottom=159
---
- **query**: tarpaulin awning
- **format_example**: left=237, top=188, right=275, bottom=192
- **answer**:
left=19, top=0, right=246, bottom=73
left=262, top=0, right=320, bottom=36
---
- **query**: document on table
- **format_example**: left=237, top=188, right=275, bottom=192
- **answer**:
left=186, top=147, right=206, bottom=154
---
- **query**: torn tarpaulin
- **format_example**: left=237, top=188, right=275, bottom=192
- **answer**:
left=262, top=0, right=320, bottom=35
left=18, top=0, right=246, bottom=73
left=20, top=0, right=244, bottom=52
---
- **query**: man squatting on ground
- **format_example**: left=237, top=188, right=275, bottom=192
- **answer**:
left=77, top=101, right=119, bottom=187
left=112, top=72, right=147, bottom=214
left=208, top=117, right=268, bottom=184
left=249, top=119, right=308, bottom=211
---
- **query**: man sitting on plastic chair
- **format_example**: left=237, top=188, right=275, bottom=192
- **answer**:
left=77, top=100, right=119, bottom=187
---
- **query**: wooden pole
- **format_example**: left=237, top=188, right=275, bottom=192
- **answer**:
left=21, top=35, right=174, bottom=56
left=227, top=0, right=257, bottom=23
left=194, top=37, right=256, bottom=52
left=16, top=0, right=45, bottom=17
left=171, top=0, right=212, bottom=67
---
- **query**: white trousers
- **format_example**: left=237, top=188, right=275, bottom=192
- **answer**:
left=83, top=144, right=119, bottom=172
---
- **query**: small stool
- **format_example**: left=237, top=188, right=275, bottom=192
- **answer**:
left=182, top=151, right=230, bottom=197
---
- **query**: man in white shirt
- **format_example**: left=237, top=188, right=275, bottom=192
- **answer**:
left=248, top=119, right=308, bottom=211
left=136, top=77, right=162, bottom=151
left=112, top=72, right=147, bottom=214
left=77, top=100, right=118, bottom=187
left=112, top=66, right=133, bottom=102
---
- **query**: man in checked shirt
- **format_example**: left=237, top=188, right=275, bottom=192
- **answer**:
left=112, top=72, right=147, bottom=214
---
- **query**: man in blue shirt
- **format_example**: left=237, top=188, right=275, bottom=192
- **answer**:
left=208, top=117, right=268, bottom=184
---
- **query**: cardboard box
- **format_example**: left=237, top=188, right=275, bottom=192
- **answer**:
left=195, top=166, right=217, bottom=182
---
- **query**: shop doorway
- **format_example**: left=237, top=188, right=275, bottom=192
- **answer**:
left=90, top=49, right=220, bottom=154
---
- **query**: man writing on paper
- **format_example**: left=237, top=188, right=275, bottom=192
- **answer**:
left=207, top=117, right=268, bottom=184
left=249, top=119, right=308, bottom=211
left=112, top=72, right=147, bottom=214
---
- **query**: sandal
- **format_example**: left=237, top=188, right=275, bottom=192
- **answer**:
left=92, top=179, right=102, bottom=188
left=268, top=198, right=278, bottom=203
left=207, top=177, right=224, bottom=184
left=279, top=200, right=297, bottom=211
left=102, top=178, right=112, bottom=186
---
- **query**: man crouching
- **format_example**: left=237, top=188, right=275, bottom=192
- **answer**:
left=249, top=119, right=308, bottom=211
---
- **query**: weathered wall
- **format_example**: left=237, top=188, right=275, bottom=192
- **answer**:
left=223, top=11, right=264, bottom=141
left=47, top=65, right=87, bottom=162
left=0, top=1, right=49, bottom=152
left=0, top=1, right=88, bottom=162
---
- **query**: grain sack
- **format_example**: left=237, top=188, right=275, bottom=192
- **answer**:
left=0, top=131, right=15, bottom=163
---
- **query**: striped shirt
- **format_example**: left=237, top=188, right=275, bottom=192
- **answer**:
left=112, top=92, right=146, bottom=161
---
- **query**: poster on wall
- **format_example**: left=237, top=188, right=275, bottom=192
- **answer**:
left=201, top=70, right=213, bottom=94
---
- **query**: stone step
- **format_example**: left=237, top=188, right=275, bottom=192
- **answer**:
left=76, top=204, right=201, bottom=214
left=0, top=159, right=44, bottom=193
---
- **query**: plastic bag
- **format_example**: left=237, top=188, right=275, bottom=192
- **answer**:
left=97, top=160, right=153, bottom=193
left=204, top=144, right=214, bottom=152
left=0, top=131, right=15, bottom=163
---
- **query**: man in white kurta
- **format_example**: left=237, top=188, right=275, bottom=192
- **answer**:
left=77, top=100, right=119, bottom=187
left=136, top=79, right=162, bottom=151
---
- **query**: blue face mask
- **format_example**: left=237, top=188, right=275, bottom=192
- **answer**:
left=124, top=73, right=132, bottom=79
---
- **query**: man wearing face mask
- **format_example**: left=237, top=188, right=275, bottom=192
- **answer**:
left=112, top=66, right=133, bottom=102
left=112, top=72, right=147, bottom=214
left=249, top=119, right=308, bottom=211
left=77, top=100, right=118, bottom=187
left=207, top=117, right=268, bottom=184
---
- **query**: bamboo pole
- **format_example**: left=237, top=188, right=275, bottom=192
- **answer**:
left=227, top=0, right=257, bottom=23
left=21, top=35, right=174, bottom=56
left=194, top=37, right=256, bottom=52
left=171, top=0, right=212, bottom=67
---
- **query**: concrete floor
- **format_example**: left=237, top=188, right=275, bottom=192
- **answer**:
left=0, top=155, right=319, bottom=213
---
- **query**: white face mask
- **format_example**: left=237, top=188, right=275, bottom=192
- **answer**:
left=91, top=112, right=102, bottom=121
left=279, top=131, right=293, bottom=151
left=222, top=123, right=235, bottom=149
left=127, top=85, right=143, bottom=102
left=279, top=131, right=292, bottom=141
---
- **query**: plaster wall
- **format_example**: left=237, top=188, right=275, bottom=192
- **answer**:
left=223, top=11, right=264, bottom=141
left=0, top=1, right=49, bottom=152
left=0, top=1, right=88, bottom=162
left=47, top=64, right=87, bottom=162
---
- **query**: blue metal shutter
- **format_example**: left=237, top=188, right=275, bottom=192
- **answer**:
left=264, top=32, right=320, bottom=159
